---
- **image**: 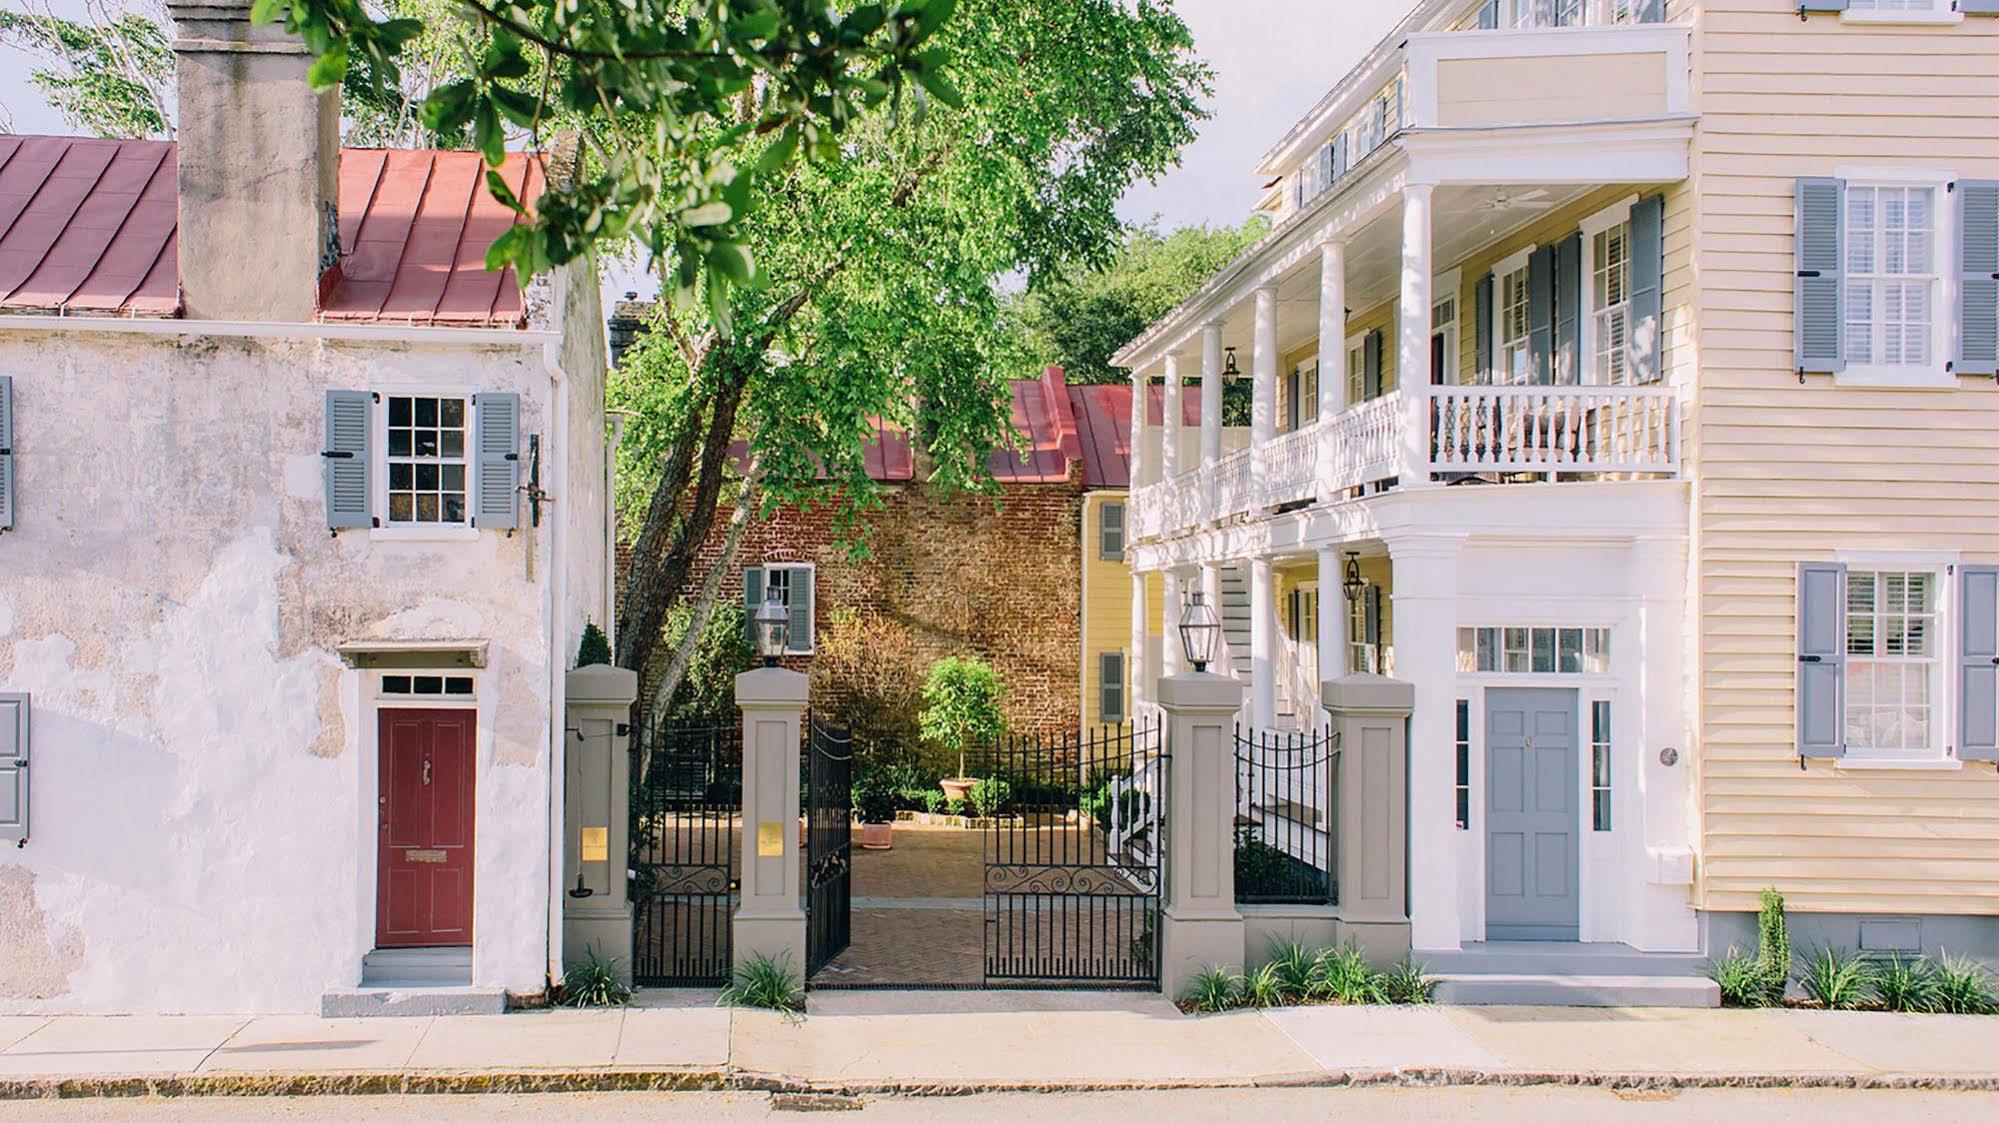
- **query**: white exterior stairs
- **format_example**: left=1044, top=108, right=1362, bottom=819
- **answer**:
left=1427, top=942, right=1719, bottom=1008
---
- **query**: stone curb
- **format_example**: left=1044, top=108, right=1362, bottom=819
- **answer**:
left=3, top=1066, right=1999, bottom=1100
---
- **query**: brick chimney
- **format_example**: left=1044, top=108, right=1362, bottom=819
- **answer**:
left=167, top=1, right=339, bottom=321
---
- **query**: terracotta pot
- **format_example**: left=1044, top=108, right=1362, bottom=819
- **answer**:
left=939, top=778, right=976, bottom=805
left=860, top=821, right=893, bottom=850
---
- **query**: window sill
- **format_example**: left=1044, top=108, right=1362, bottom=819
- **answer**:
left=1834, top=756, right=1963, bottom=772
left=1840, top=10, right=1962, bottom=26
left=1832, top=365, right=1959, bottom=389
left=370, top=526, right=480, bottom=544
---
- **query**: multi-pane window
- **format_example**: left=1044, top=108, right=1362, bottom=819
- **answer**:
left=1454, top=700, right=1471, bottom=831
left=1847, top=0, right=1939, bottom=10
left=1349, top=583, right=1384, bottom=676
left=1457, top=626, right=1611, bottom=675
left=1591, top=701, right=1612, bottom=832
left=1845, top=185, right=1938, bottom=369
left=1845, top=570, right=1939, bottom=755
left=1347, top=340, right=1368, bottom=405
left=1593, top=222, right=1633, bottom=385
left=1498, top=265, right=1533, bottom=385
left=387, top=395, right=468, bottom=525
left=382, top=674, right=475, bottom=697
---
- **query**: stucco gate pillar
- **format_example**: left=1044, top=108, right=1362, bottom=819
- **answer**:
left=562, top=664, right=640, bottom=986
left=1157, top=670, right=1248, bottom=998
left=1324, top=673, right=1412, bottom=966
left=734, top=666, right=810, bottom=974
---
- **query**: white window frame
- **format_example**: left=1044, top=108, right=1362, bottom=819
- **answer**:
left=1836, top=166, right=1955, bottom=390
left=1580, top=196, right=1639, bottom=386
left=1433, top=267, right=1462, bottom=387
left=1835, top=549, right=1957, bottom=766
left=764, top=561, right=817, bottom=656
left=1346, top=331, right=1370, bottom=406
left=375, top=671, right=479, bottom=702
left=372, top=387, right=481, bottom=542
left=1490, top=245, right=1537, bottom=387
left=1842, top=0, right=1961, bottom=27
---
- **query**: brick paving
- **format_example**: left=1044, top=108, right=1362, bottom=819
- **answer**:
left=852, top=823, right=985, bottom=900
left=818, top=823, right=986, bottom=987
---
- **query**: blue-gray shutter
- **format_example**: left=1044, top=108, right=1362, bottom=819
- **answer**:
left=1958, top=181, right=1999, bottom=376
left=0, top=375, right=14, bottom=531
left=1797, top=562, right=1847, bottom=760
left=1795, top=178, right=1846, bottom=374
left=322, top=390, right=372, bottom=530
left=1330, top=135, right=1348, bottom=181
left=1960, top=566, right=1999, bottom=762
left=1363, top=329, right=1383, bottom=398
left=1797, top=0, right=1847, bottom=10
left=472, top=392, right=520, bottom=529
left=1101, top=651, right=1126, bottom=725
left=1100, top=501, right=1126, bottom=560
left=0, top=693, right=26, bottom=845
left=1528, top=244, right=1556, bottom=385
left=1554, top=233, right=1582, bottom=385
left=788, top=568, right=813, bottom=653
left=743, top=567, right=765, bottom=644
left=1963, top=0, right=1999, bottom=14
left=1478, top=0, right=1500, bottom=28
left=1629, top=194, right=1666, bottom=384
left=1473, top=274, right=1494, bottom=384
left=1632, top=0, right=1665, bottom=19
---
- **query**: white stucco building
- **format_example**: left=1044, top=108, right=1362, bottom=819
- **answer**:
left=0, top=4, right=613, bottom=1014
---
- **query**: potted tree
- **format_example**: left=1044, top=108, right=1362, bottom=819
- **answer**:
left=854, top=771, right=898, bottom=851
left=920, top=657, right=1007, bottom=807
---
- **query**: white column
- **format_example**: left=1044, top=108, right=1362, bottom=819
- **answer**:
left=1201, top=562, right=1225, bottom=670
left=1129, top=368, right=1149, bottom=491
left=1162, top=353, right=1183, bottom=480
left=1249, top=556, right=1276, bottom=729
left=1386, top=532, right=1465, bottom=952
left=1318, top=547, right=1347, bottom=683
left=1319, top=242, right=1348, bottom=418
left=1162, top=569, right=1185, bottom=678
left=1396, top=185, right=1435, bottom=488
left=734, top=666, right=810, bottom=972
left=1200, top=323, right=1224, bottom=469
left=1626, top=535, right=1697, bottom=952
left=1130, top=570, right=1150, bottom=712
left=1250, top=287, right=1278, bottom=505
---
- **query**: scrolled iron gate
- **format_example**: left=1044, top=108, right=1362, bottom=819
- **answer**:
left=982, top=717, right=1166, bottom=987
left=804, top=714, right=854, bottom=978
left=630, top=721, right=742, bottom=986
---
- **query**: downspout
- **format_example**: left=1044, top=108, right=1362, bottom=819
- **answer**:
left=605, top=410, right=630, bottom=651
left=541, top=276, right=573, bottom=988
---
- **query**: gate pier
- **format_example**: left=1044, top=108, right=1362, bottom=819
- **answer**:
left=734, top=666, right=811, bottom=973
left=1157, top=671, right=1248, bottom=998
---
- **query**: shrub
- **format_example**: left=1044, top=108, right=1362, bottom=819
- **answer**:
left=1182, top=965, right=1243, bottom=1014
left=1312, top=943, right=1385, bottom=1006
left=575, top=622, right=613, bottom=668
left=559, top=946, right=631, bottom=1007
left=1870, top=953, right=1941, bottom=1014
left=853, top=770, right=899, bottom=825
left=945, top=797, right=966, bottom=817
left=921, top=790, right=946, bottom=815
left=1932, top=951, right=1997, bottom=1015
left=813, top=609, right=924, bottom=750
left=1241, top=962, right=1285, bottom=1009
left=1379, top=957, right=1438, bottom=1005
left=660, top=600, right=757, bottom=723
left=1235, top=823, right=1298, bottom=899
left=1797, top=946, right=1874, bottom=1010
left=720, top=951, right=805, bottom=1012
left=1755, top=887, right=1792, bottom=1005
left=1711, top=949, right=1774, bottom=1009
left=968, top=777, right=1013, bottom=818
left=919, top=657, right=1007, bottom=780
left=1266, top=939, right=1318, bottom=1002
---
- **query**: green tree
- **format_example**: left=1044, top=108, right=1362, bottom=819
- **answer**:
left=919, top=657, right=1007, bottom=781
left=0, top=2, right=175, bottom=138
left=659, top=600, right=757, bottom=723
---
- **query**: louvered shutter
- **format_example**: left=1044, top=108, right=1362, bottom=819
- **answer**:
left=323, top=390, right=373, bottom=530
left=1363, top=330, right=1383, bottom=398
left=1797, top=0, right=1848, bottom=10
left=1330, top=135, right=1348, bottom=180
left=1960, top=566, right=1999, bottom=762
left=1795, top=178, right=1847, bottom=374
left=1796, top=562, right=1848, bottom=760
left=472, top=392, right=520, bottom=529
left=1100, top=502, right=1126, bottom=560
left=1474, top=274, right=1495, bottom=384
left=788, top=568, right=814, bottom=653
left=743, top=567, right=765, bottom=644
left=1554, top=233, right=1582, bottom=386
left=1478, top=0, right=1500, bottom=28
left=0, top=694, right=26, bottom=845
left=1958, top=181, right=1999, bottom=376
left=0, top=376, right=14, bottom=531
left=1101, top=652, right=1127, bottom=725
left=1629, top=194, right=1666, bottom=384
left=1528, top=245, right=1556, bottom=385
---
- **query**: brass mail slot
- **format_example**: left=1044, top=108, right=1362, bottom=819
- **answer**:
left=406, top=849, right=448, bottom=864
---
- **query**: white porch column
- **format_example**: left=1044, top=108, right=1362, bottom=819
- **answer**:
left=1396, top=185, right=1434, bottom=488
left=1386, top=532, right=1465, bottom=952
left=1250, top=287, right=1278, bottom=503
left=1201, top=562, right=1225, bottom=668
left=1161, top=569, right=1185, bottom=678
left=1249, top=556, right=1276, bottom=729
left=1200, top=323, right=1224, bottom=469
left=1130, top=570, right=1150, bottom=711
left=1317, top=242, right=1348, bottom=502
left=1162, top=353, right=1183, bottom=480
left=1130, top=368, right=1149, bottom=491
left=1317, top=547, right=1347, bottom=683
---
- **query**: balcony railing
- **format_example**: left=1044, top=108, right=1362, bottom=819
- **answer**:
left=1130, top=384, right=1679, bottom=543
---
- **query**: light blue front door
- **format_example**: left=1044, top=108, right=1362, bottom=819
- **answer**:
left=1484, top=688, right=1580, bottom=941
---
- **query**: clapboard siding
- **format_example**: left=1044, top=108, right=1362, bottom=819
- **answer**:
left=1689, top=0, right=1999, bottom=915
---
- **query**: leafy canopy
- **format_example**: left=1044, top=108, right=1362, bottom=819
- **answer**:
left=0, top=2, right=176, bottom=138
left=920, top=656, right=1006, bottom=779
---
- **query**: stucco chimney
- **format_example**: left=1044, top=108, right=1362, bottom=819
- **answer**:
left=168, top=1, right=339, bottom=322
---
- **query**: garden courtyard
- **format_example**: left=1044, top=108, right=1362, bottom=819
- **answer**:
left=815, top=823, right=987, bottom=988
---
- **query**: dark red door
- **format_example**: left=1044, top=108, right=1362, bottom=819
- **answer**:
left=377, top=708, right=476, bottom=948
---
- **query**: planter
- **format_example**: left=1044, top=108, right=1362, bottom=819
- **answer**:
left=860, top=821, right=893, bottom=850
left=940, top=778, right=976, bottom=805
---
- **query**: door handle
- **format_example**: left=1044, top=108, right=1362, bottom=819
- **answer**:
left=423, top=759, right=432, bottom=787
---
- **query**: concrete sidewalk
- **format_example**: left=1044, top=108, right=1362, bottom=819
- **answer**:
left=2, top=991, right=1998, bottom=1099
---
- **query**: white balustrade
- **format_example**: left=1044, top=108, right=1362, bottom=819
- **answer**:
left=1210, top=449, right=1255, bottom=522
left=1325, top=391, right=1403, bottom=494
left=1259, top=422, right=1323, bottom=508
left=1429, top=384, right=1678, bottom=475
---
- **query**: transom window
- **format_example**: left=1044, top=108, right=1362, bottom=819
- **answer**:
left=1845, top=184, right=1939, bottom=369
left=381, top=674, right=475, bottom=697
left=1845, top=569, right=1939, bottom=756
left=1498, top=265, right=1532, bottom=385
left=387, top=395, right=469, bottom=525
left=1848, top=0, right=1938, bottom=10
left=1592, top=222, right=1633, bottom=385
left=1457, top=626, right=1611, bottom=675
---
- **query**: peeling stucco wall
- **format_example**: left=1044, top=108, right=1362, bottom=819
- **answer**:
left=0, top=327, right=573, bottom=1013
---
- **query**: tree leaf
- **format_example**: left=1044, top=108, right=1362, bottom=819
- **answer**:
left=757, top=126, right=800, bottom=176
left=708, top=241, right=755, bottom=285
left=305, top=41, right=349, bottom=92
left=683, top=201, right=734, bottom=227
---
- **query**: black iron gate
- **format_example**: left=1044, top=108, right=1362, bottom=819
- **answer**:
left=982, top=718, right=1166, bottom=987
left=630, top=721, right=742, bottom=986
left=804, top=715, right=854, bottom=978
left=1234, top=724, right=1338, bottom=906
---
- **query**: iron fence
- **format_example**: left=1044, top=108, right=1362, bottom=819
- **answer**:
left=1234, top=724, right=1338, bottom=906
left=629, top=721, right=741, bottom=986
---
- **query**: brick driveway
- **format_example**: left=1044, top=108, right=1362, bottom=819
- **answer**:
left=816, top=823, right=985, bottom=987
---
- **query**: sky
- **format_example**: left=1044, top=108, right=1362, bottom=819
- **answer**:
left=0, top=0, right=1412, bottom=269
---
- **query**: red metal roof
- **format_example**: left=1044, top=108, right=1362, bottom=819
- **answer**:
left=0, top=136, right=539, bottom=325
left=986, top=367, right=1082, bottom=484
left=1065, top=380, right=1202, bottom=490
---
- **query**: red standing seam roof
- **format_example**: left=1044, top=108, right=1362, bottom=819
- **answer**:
left=1062, top=380, right=1200, bottom=490
left=0, top=136, right=540, bottom=324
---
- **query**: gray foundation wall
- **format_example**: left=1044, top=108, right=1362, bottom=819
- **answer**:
left=1702, top=910, right=1999, bottom=966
